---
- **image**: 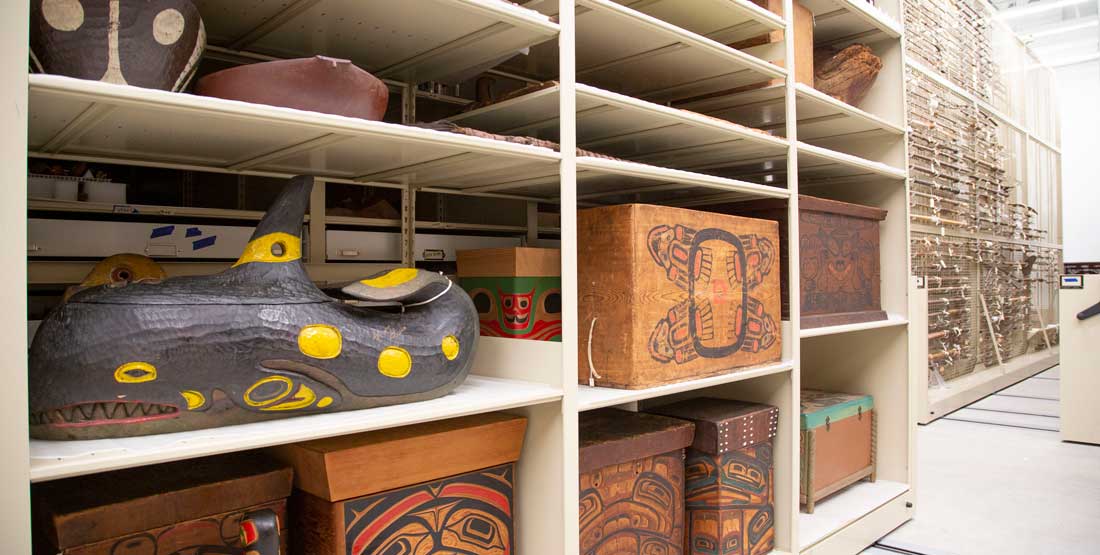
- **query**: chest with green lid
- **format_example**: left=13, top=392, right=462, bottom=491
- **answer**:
left=799, top=390, right=875, bottom=513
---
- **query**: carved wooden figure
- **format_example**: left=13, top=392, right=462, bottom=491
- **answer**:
left=579, top=408, right=695, bottom=555
left=579, top=204, right=782, bottom=389
left=269, top=412, right=527, bottom=555
left=714, top=195, right=888, bottom=329
left=29, top=175, right=478, bottom=440
left=31, top=0, right=206, bottom=91
left=457, top=248, right=562, bottom=341
left=649, top=399, right=779, bottom=555
left=800, top=390, right=876, bottom=513
left=32, top=452, right=290, bottom=555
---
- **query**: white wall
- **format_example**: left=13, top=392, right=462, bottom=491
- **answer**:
left=1058, top=60, right=1100, bottom=263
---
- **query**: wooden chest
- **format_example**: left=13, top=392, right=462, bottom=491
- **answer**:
left=715, top=195, right=888, bottom=329
left=32, top=452, right=292, bottom=555
left=578, top=204, right=782, bottom=389
left=800, top=390, right=875, bottom=513
left=457, top=247, right=562, bottom=341
left=579, top=409, right=695, bottom=555
left=649, top=398, right=779, bottom=555
left=269, top=412, right=527, bottom=555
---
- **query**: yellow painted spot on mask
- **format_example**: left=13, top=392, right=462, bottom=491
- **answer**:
left=265, top=384, right=317, bottom=411
left=441, top=335, right=460, bottom=361
left=114, top=362, right=157, bottom=383
left=298, top=324, right=342, bottom=359
left=317, top=396, right=333, bottom=408
left=244, top=376, right=293, bottom=407
left=232, top=232, right=302, bottom=267
left=180, top=390, right=206, bottom=410
left=377, top=346, right=412, bottom=378
left=360, top=268, right=418, bottom=288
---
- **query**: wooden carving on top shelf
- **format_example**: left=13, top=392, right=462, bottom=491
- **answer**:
left=814, top=44, right=883, bottom=107
left=29, top=175, right=478, bottom=440
left=30, top=0, right=206, bottom=92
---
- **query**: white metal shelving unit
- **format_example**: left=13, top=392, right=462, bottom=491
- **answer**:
left=4, top=1, right=920, bottom=554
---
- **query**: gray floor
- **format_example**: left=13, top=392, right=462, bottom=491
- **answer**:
left=864, top=366, right=1100, bottom=555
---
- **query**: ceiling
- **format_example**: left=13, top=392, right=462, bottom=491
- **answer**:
left=991, top=0, right=1100, bottom=67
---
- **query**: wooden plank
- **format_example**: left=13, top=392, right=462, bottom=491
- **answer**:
left=267, top=412, right=526, bottom=501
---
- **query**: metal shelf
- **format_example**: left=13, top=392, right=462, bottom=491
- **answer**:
left=799, top=0, right=902, bottom=46
left=797, top=142, right=907, bottom=186
left=575, top=155, right=790, bottom=205
left=577, top=360, right=793, bottom=411
left=29, top=375, right=562, bottom=482
left=611, top=0, right=785, bottom=43
left=798, top=480, right=911, bottom=552
left=27, top=260, right=401, bottom=286
left=28, top=75, right=562, bottom=200
left=676, top=83, right=905, bottom=142
left=450, top=82, right=789, bottom=169
left=800, top=314, right=909, bottom=339
left=532, top=0, right=787, bottom=103
left=193, top=0, right=560, bottom=84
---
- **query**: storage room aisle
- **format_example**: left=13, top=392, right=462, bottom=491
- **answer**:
left=863, top=367, right=1100, bottom=555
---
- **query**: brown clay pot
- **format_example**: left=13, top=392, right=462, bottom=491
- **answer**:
left=30, top=0, right=206, bottom=92
left=195, top=56, right=390, bottom=121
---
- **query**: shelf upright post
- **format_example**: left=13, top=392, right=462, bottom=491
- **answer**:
left=559, top=1, right=580, bottom=554
left=401, top=180, right=416, bottom=267
left=309, top=178, right=327, bottom=263
left=782, top=0, right=801, bottom=551
left=1, top=2, right=30, bottom=551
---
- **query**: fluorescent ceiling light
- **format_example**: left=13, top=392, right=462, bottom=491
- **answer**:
left=999, top=0, right=1091, bottom=21
left=1026, top=18, right=1099, bottom=40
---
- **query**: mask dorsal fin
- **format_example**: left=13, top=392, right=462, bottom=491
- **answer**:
left=233, top=175, right=313, bottom=269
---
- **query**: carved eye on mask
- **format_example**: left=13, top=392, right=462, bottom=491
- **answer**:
left=536, top=287, right=562, bottom=322
left=468, top=288, right=494, bottom=318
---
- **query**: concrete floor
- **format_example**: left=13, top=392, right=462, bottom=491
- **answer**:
left=866, top=367, right=1100, bottom=555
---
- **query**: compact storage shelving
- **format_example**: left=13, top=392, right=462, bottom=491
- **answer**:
left=2, top=1, right=922, bottom=554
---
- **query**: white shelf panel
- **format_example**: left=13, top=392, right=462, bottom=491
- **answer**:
left=29, top=198, right=270, bottom=221
left=799, top=480, right=910, bottom=550
left=574, top=156, right=790, bottom=205
left=28, top=75, right=562, bottom=198
left=799, top=0, right=902, bottom=45
left=675, top=83, right=905, bottom=142
left=566, top=0, right=787, bottom=103
left=797, top=142, right=907, bottom=186
left=194, top=0, right=559, bottom=84
left=613, top=0, right=785, bottom=43
left=800, top=314, right=909, bottom=338
left=29, top=375, right=562, bottom=482
left=578, top=360, right=794, bottom=411
left=450, top=83, right=788, bottom=168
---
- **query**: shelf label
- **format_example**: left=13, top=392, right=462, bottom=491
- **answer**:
left=1061, top=275, right=1084, bottom=289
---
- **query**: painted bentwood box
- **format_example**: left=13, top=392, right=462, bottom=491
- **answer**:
left=578, top=205, right=782, bottom=389
left=268, top=412, right=527, bottom=555
left=457, top=247, right=562, bottom=341
left=32, top=452, right=288, bottom=555
left=715, top=196, right=888, bottom=329
left=648, top=399, right=779, bottom=555
left=579, top=409, right=695, bottom=555
left=800, top=390, right=876, bottom=513
left=29, top=175, right=478, bottom=440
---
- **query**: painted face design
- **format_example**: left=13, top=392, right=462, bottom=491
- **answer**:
left=499, top=288, right=535, bottom=331
left=30, top=0, right=206, bottom=92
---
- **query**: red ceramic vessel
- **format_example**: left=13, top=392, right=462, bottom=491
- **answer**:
left=196, top=56, right=389, bottom=121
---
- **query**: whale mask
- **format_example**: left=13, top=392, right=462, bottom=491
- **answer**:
left=29, top=175, right=478, bottom=440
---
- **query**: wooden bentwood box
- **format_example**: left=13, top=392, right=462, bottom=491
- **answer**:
left=715, top=195, right=888, bottom=329
left=580, top=409, right=695, bottom=555
left=269, top=412, right=527, bottom=555
left=32, top=452, right=291, bottom=555
left=800, top=390, right=876, bottom=513
left=458, top=247, right=562, bottom=341
left=650, top=398, right=779, bottom=555
left=579, top=204, right=782, bottom=389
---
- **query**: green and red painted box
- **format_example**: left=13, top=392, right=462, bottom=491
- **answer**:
left=457, top=248, right=561, bottom=341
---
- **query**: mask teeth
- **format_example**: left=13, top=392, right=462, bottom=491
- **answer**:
left=30, top=402, right=180, bottom=425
